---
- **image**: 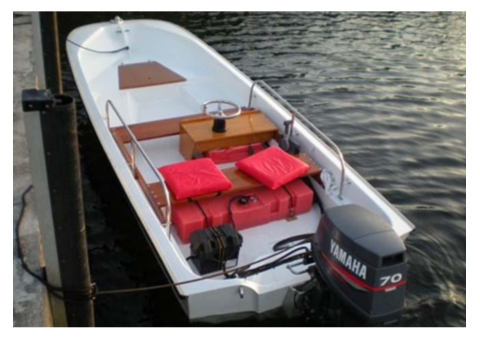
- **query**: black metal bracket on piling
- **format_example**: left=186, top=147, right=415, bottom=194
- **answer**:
left=22, top=89, right=94, bottom=327
left=22, top=89, right=55, bottom=111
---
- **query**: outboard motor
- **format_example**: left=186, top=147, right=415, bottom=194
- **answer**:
left=311, top=205, right=407, bottom=324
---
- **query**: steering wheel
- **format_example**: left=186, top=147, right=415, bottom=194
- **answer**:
left=202, top=100, right=242, bottom=132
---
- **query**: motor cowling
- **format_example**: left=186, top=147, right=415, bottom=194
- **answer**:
left=312, top=205, right=407, bottom=323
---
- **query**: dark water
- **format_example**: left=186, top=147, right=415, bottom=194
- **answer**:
left=57, top=12, right=466, bottom=327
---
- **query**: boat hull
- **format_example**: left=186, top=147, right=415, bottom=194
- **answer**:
left=67, top=19, right=415, bottom=321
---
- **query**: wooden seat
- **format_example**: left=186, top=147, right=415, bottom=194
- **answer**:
left=111, top=113, right=206, bottom=142
left=147, top=153, right=321, bottom=209
left=110, top=109, right=261, bottom=143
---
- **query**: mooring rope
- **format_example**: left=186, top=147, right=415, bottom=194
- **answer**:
left=16, top=185, right=310, bottom=301
left=13, top=13, right=31, bottom=26
left=13, top=22, right=32, bottom=26
left=15, top=185, right=95, bottom=303
left=14, top=13, right=30, bottom=19
left=96, top=246, right=309, bottom=296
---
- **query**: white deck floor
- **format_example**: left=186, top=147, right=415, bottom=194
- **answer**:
left=174, top=204, right=321, bottom=277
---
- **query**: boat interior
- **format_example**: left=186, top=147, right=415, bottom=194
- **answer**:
left=108, top=61, right=327, bottom=276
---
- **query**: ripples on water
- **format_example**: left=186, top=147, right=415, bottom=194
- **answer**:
left=58, top=12, right=466, bottom=326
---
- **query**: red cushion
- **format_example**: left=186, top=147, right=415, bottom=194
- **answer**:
left=235, top=146, right=310, bottom=190
left=158, top=158, right=232, bottom=200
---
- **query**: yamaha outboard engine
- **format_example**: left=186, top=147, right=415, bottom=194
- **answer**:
left=311, top=205, right=407, bottom=324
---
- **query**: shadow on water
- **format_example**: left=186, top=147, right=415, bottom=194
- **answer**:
left=57, top=12, right=465, bottom=327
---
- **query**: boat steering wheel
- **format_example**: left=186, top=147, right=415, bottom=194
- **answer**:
left=202, top=100, right=241, bottom=133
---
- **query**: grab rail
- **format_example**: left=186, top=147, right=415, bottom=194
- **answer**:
left=105, top=100, right=172, bottom=235
left=247, top=80, right=346, bottom=199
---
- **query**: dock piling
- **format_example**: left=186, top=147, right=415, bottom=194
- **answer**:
left=22, top=89, right=94, bottom=327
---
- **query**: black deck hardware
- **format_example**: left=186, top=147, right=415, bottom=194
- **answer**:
left=190, top=224, right=243, bottom=275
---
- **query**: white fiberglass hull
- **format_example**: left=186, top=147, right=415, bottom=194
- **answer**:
left=67, top=19, right=415, bottom=321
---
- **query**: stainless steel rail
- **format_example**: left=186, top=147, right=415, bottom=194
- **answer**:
left=247, top=80, right=346, bottom=199
left=105, top=100, right=172, bottom=235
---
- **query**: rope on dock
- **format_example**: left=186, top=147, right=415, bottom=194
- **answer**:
left=16, top=185, right=310, bottom=300
left=15, top=185, right=96, bottom=303
left=96, top=246, right=309, bottom=296
left=13, top=13, right=31, bottom=26
left=14, top=13, right=30, bottom=19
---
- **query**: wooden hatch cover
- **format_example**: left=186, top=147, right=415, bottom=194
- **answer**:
left=118, top=61, right=186, bottom=90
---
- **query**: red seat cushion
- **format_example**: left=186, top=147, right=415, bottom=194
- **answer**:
left=235, top=146, right=310, bottom=190
left=158, top=158, right=232, bottom=200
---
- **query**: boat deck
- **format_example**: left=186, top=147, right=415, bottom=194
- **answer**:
left=176, top=204, right=320, bottom=276
left=122, top=131, right=321, bottom=276
left=102, top=53, right=324, bottom=279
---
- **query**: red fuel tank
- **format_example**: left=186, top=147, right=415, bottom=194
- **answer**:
left=172, top=179, right=314, bottom=243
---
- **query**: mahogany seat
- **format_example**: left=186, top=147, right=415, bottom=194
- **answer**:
left=111, top=109, right=262, bottom=143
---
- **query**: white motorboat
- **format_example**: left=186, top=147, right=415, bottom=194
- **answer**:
left=67, top=18, right=415, bottom=323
